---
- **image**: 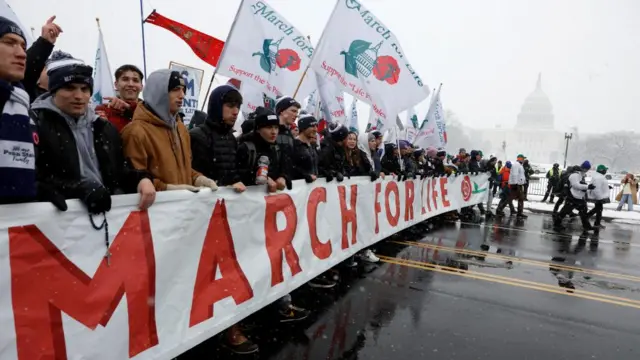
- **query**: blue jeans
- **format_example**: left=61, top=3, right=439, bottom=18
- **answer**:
left=617, top=194, right=633, bottom=211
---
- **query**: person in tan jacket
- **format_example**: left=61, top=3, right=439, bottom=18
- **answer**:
left=122, top=69, right=217, bottom=192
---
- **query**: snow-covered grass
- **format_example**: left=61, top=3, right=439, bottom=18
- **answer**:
left=491, top=194, right=640, bottom=224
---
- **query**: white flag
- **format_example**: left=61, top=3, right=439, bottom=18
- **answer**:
left=310, top=0, right=430, bottom=129
left=216, top=0, right=316, bottom=100
left=414, top=85, right=446, bottom=148
left=316, top=73, right=347, bottom=125
left=305, top=90, right=318, bottom=115
left=232, top=81, right=264, bottom=133
left=403, top=107, right=418, bottom=143
left=91, top=28, right=115, bottom=105
left=348, top=99, right=359, bottom=132
left=367, top=108, right=385, bottom=132
left=0, top=0, right=33, bottom=47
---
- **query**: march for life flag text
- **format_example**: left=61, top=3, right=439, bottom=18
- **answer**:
left=310, top=0, right=430, bottom=129
left=216, top=0, right=316, bottom=100
left=414, top=85, right=447, bottom=149
left=0, top=175, right=488, bottom=360
left=168, top=62, right=204, bottom=126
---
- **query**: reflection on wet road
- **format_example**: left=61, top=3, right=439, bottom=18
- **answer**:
left=180, top=213, right=640, bottom=359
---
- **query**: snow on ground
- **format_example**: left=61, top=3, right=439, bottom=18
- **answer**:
left=491, top=194, right=640, bottom=224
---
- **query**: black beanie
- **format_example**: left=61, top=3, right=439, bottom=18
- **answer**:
left=275, top=96, right=300, bottom=116
left=46, top=51, right=94, bottom=93
left=254, top=108, right=279, bottom=129
left=298, top=113, right=318, bottom=131
left=168, top=71, right=186, bottom=91
left=0, top=17, right=25, bottom=43
left=328, top=123, right=349, bottom=142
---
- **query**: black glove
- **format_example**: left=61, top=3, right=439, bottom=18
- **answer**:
left=304, top=174, right=315, bottom=183
left=335, top=172, right=344, bottom=182
left=326, top=172, right=334, bottom=182
left=286, top=178, right=292, bottom=190
left=83, top=184, right=112, bottom=214
left=369, top=171, right=378, bottom=182
left=406, top=172, right=415, bottom=180
left=609, top=185, right=613, bottom=190
left=38, top=183, right=68, bottom=211
left=588, top=184, right=596, bottom=190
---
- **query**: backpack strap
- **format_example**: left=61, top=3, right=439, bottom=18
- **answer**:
left=245, top=141, right=257, bottom=170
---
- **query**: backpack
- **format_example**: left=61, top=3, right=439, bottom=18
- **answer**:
left=243, top=141, right=280, bottom=173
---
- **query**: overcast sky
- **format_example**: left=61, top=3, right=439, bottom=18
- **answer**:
left=10, top=0, right=640, bottom=133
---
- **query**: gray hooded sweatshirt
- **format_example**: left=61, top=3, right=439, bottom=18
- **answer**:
left=32, top=94, right=103, bottom=185
left=143, top=69, right=180, bottom=129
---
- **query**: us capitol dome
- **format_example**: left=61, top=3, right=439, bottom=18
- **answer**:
left=516, top=73, right=555, bottom=130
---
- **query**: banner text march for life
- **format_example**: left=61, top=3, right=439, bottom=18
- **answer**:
left=0, top=174, right=488, bottom=360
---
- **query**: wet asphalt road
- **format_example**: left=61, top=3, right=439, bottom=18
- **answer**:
left=180, top=212, right=640, bottom=360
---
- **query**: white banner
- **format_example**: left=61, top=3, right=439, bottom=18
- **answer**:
left=169, top=62, right=204, bottom=126
left=217, top=0, right=316, bottom=100
left=0, top=174, right=488, bottom=360
left=310, top=0, right=430, bottom=128
left=316, top=73, right=347, bottom=125
left=91, top=28, right=115, bottom=105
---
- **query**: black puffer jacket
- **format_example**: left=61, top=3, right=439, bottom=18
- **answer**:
left=190, top=85, right=241, bottom=186
left=292, top=139, right=319, bottom=182
left=319, top=138, right=346, bottom=178
left=381, top=145, right=401, bottom=175
left=31, top=106, right=149, bottom=202
left=236, top=132, right=288, bottom=185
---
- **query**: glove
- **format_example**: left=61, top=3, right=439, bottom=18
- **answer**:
left=326, top=172, right=334, bottom=182
left=38, top=183, right=68, bottom=211
left=166, top=184, right=201, bottom=192
left=304, top=174, right=315, bottom=183
left=194, top=176, right=218, bottom=190
left=336, top=172, right=344, bottom=182
left=588, top=184, right=596, bottom=190
left=286, top=178, right=293, bottom=190
left=406, top=172, right=415, bottom=180
left=83, top=185, right=112, bottom=214
left=369, top=171, right=378, bottom=182
left=609, top=185, right=613, bottom=190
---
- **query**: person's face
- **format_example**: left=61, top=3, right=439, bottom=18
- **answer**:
left=393, top=148, right=399, bottom=156
left=115, top=70, right=143, bottom=101
left=53, top=83, right=91, bottom=118
left=0, top=33, right=26, bottom=82
left=476, top=155, right=481, bottom=161
left=258, top=125, right=279, bottom=143
left=368, top=138, right=377, bottom=150
left=280, top=106, right=299, bottom=125
left=345, top=133, right=357, bottom=149
left=459, top=151, right=466, bottom=157
left=302, top=125, right=317, bottom=139
left=291, top=127, right=299, bottom=137
left=375, top=137, right=382, bottom=147
left=168, top=86, right=185, bottom=115
left=222, top=102, right=240, bottom=126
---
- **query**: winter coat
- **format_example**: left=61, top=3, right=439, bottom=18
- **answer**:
left=292, top=139, right=319, bottom=181
left=236, top=132, right=288, bottom=185
left=468, top=159, right=482, bottom=172
left=31, top=99, right=149, bottom=201
left=95, top=100, right=139, bottom=133
left=25, top=37, right=54, bottom=103
left=555, top=170, right=573, bottom=195
left=546, top=167, right=562, bottom=185
left=615, top=178, right=638, bottom=204
left=568, top=172, right=589, bottom=200
left=498, top=167, right=511, bottom=188
left=402, top=155, right=417, bottom=176
left=381, top=148, right=401, bottom=175
left=523, top=162, right=534, bottom=183
left=483, top=161, right=498, bottom=182
left=508, top=161, right=526, bottom=185
left=588, top=172, right=610, bottom=201
left=344, top=149, right=372, bottom=177
left=319, top=138, right=347, bottom=178
left=276, top=124, right=294, bottom=178
left=189, top=85, right=241, bottom=186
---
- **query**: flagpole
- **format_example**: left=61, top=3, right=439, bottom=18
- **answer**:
left=199, top=0, right=245, bottom=111
left=139, top=0, right=148, bottom=78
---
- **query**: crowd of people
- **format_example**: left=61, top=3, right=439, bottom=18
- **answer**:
left=0, top=15, right=635, bottom=355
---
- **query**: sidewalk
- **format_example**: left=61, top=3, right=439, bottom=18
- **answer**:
left=491, top=194, right=640, bottom=225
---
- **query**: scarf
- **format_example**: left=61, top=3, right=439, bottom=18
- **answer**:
left=0, top=81, right=36, bottom=202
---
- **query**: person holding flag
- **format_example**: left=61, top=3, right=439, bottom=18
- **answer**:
left=95, top=64, right=144, bottom=132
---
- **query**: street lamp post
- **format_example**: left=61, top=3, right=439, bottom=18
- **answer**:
left=563, top=132, right=573, bottom=168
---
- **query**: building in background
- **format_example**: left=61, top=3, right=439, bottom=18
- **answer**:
left=478, top=74, right=565, bottom=163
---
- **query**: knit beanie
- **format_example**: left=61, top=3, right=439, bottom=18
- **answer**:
left=0, top=17, right=25, bottom=43
left=254, top=108, right=279, bottom=129
left=275, top=96, right=300, bottom=115
left=580, top=161, right=591, bottom=170
left=298, top=113, right=318, bottom=131
left=426, top=147, right=438, bottom=159
left=46, top=51, right=94, bottom=93
left=328, top=122, right=349, bottom=142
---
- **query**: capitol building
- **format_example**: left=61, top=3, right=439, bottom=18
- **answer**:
left=477, top=74, right=567, bottom=164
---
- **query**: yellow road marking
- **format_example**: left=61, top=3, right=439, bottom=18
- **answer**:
left=378, top=255, right=640, bottom=310
left=394, top=240, right=640, bottom=283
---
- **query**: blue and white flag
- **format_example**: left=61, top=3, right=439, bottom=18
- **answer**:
left=348, top=99, right=359, bottom=133
left=91, top=28, right=115, bottom=105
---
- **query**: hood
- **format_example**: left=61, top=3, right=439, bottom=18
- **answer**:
left=31, top=93, right=99, bottom=126
left=357, top=132, right=373, bottom=166
left=143, top=69, right=178, bottom=128
left=206, top=85, right=237, bottom=124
